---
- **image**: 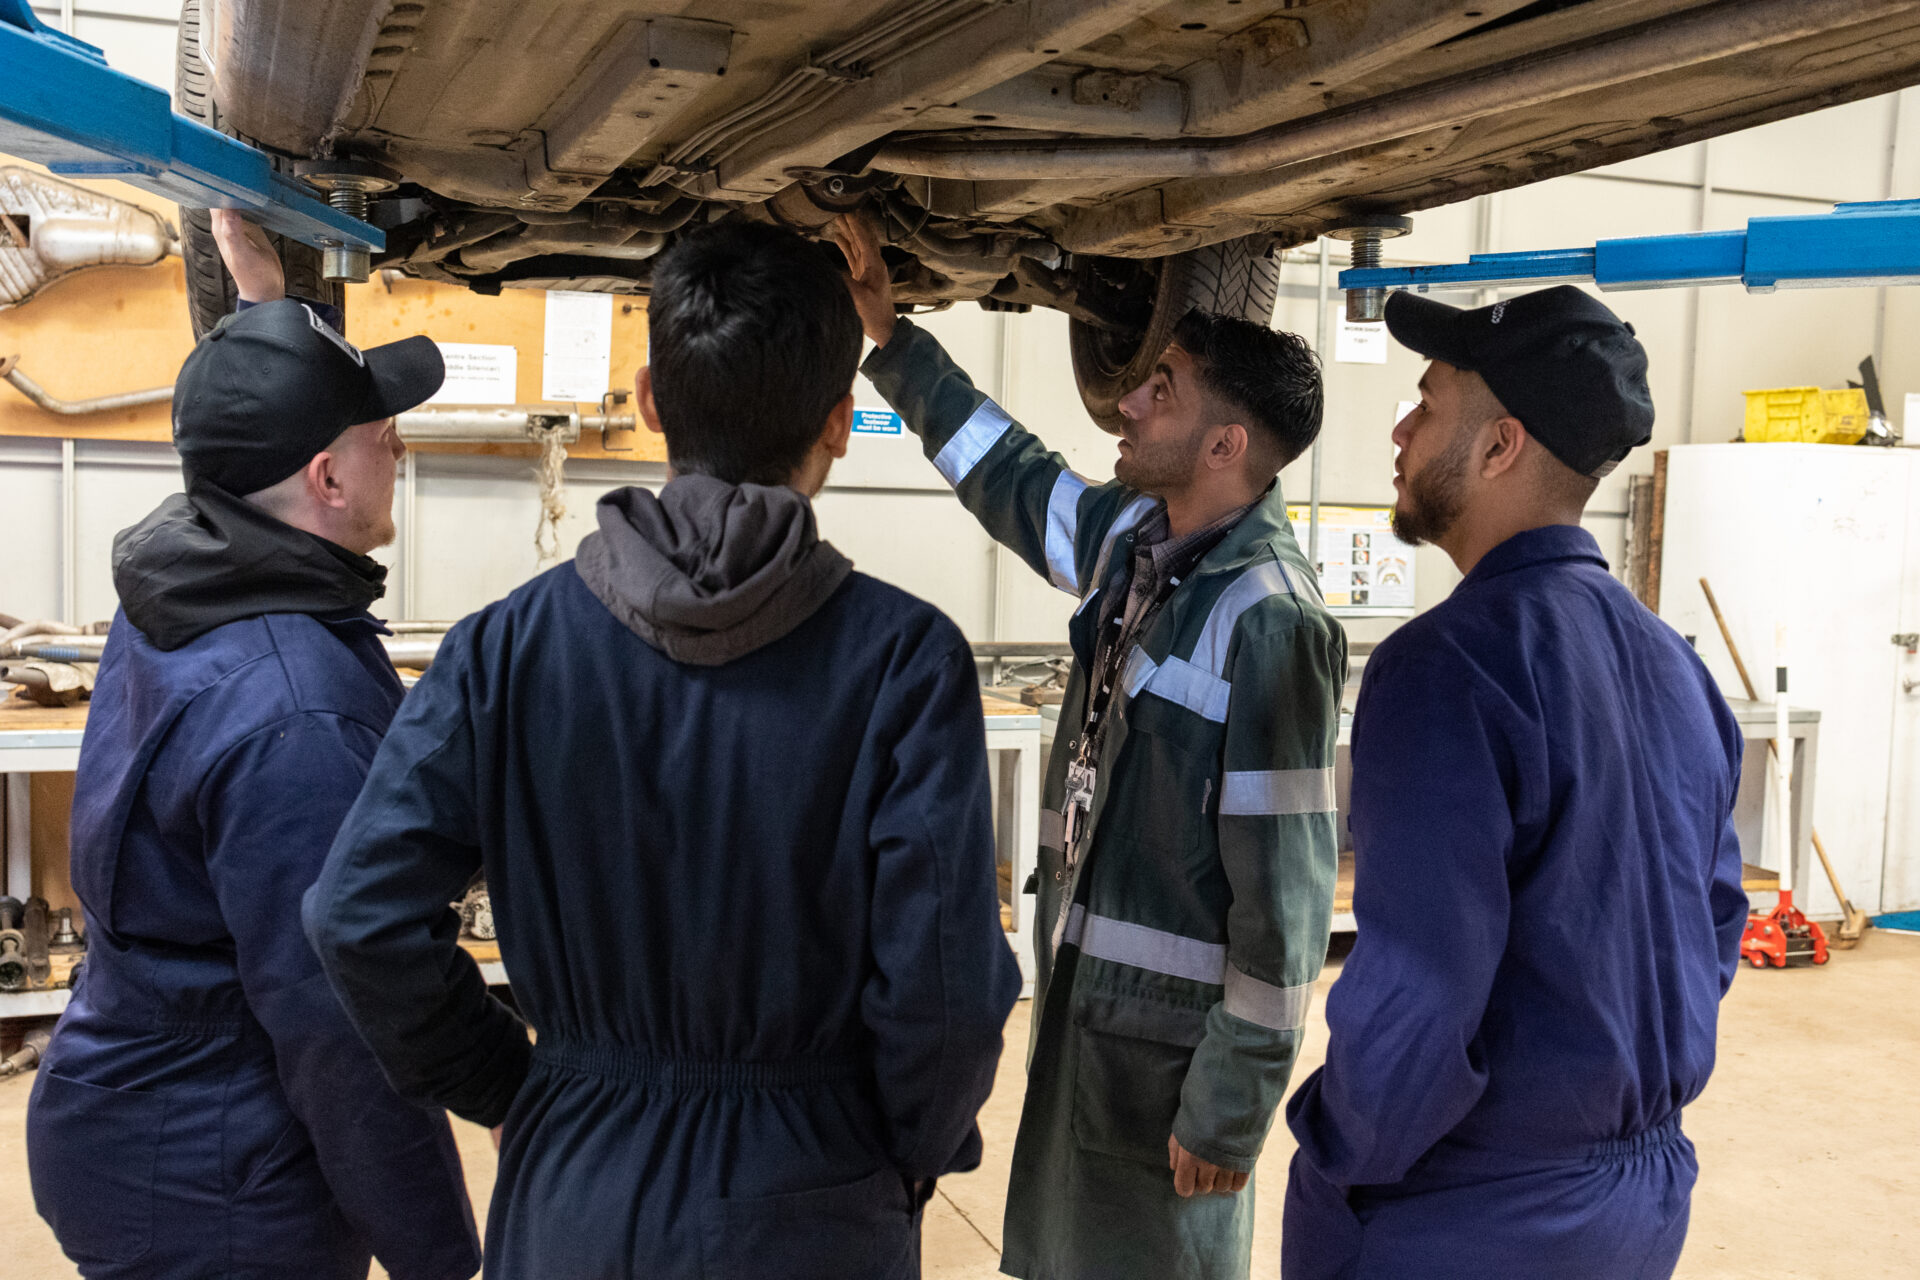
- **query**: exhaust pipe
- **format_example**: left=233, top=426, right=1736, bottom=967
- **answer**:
left=870, top=0, right=1915, bottom=181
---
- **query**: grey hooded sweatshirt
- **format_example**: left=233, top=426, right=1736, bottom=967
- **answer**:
left=575, top=474, right=853, bottom=664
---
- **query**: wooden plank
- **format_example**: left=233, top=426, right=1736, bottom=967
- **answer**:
left=0, top=697, right=89, bottom=731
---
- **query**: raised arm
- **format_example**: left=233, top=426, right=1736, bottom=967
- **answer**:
left=836, top=213, right=1151, bottom=596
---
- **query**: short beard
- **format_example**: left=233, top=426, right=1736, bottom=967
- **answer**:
left=1391, top=426, right=1475, bottom=546
left=1114, top=422, right=1206, bottom=494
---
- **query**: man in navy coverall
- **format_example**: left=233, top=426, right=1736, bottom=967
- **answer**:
left=27, top=212, right=478, bottom=1280
left=303, top=221, right=1020, bottom=1280
left=1283, top=286, right=1748, bottom=1280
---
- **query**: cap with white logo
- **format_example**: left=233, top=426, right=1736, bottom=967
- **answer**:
left=172, top=298, right=445, bottom=495
left=1384, top=284, right=1653, bottom=478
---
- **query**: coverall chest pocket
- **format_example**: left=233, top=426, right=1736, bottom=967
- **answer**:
left=1108, top=693, right=1220, bottom=858
left=1070, top=988, right=1209, bottom=1167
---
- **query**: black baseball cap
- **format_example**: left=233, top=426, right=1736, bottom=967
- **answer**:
left=171, top=300, right=445, bottom=495
left=1384, top=285, right=1653, bottom=478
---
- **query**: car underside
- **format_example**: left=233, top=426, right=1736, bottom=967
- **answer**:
left=186, top=0, right=1920, bottom=419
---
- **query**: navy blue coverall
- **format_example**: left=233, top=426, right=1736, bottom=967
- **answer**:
left=1284, top=526, right=1748, bottom=1279
left=302, top=559, right=1020, bottom=1279
left=28, top=611, right=478, bottom=1279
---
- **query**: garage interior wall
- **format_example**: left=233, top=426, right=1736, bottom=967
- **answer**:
left=2, top=10, right=1917, bottom=653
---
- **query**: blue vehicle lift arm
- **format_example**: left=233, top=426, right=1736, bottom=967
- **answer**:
left=0, top=0, right=379, bottom=261
left=1340, top=198, right=1920, bottom=302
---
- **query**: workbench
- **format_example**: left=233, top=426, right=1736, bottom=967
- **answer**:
left=0, top=692, right=1047, bottom=1016
left=1326, top=699, right=1819, bottom=932
left=1025, top=694, right=1817, bottom=937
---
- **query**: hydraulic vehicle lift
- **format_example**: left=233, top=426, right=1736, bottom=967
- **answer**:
left=0, top=0, right=380, bottom=278
left=1338, top=197, right=1920, bottom=317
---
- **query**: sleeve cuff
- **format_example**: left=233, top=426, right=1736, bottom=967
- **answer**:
left=444, top=1011, right=534, bottom=1129
left=858, top=316, right=921, bottom=382
left=1172, top=1114, right=1262, bottom=1175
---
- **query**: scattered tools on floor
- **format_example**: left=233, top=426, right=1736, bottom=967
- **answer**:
left=0, top=896, right=27, bottom=991
left=1700, top=578, right=1869, bottom=948
left=458, top=881, right=495, bottom=942
left=49, top=906, right=81, bottom=952
left=0, top=1027, right=52, bottom=1077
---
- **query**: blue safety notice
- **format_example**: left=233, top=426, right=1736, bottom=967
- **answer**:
left=852, top=407, right=904, bottom=435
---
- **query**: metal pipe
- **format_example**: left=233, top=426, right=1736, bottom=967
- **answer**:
left=396, top=407, right=588, bottom=444
left=9, top=632, right=105, bottom=662
left=382, top=637, right=442, bottom=668
left=869, top=0, right=1911, bottom=181
left=0, top=355, right=173, bottom=415
left=1309, top=239, right=1329, bottom=576
left=5, top=774, right=29, bottom=902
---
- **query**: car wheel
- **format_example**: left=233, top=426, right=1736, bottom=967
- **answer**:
left=174, top=0, right=343, bottom=339
left=1068, top=236, right=1280, bottom=433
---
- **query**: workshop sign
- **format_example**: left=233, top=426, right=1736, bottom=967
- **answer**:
left=853, top=407, right=905, bottom=435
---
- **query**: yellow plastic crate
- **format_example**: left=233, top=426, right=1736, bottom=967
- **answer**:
left=1742, top=386, right=1870, bottom=445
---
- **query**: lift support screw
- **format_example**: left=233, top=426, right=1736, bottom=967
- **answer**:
left=295, top=160, right=398, bottom=283
left=1326, top=215, right=1414, bottom=323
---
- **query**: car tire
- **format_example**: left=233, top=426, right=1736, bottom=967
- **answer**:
left=1068, top=236, right=1280, bottom=433
left=174, top=0, right=342, bottom=339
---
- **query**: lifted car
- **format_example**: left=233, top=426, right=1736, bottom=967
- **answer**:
left=180, top=0, right=1920, bottom=425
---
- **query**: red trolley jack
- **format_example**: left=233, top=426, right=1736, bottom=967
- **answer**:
left=1741, top=888, right=1829, bottom=969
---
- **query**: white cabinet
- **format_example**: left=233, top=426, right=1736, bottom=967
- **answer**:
left=1657, top=444, right=1920, bottom=916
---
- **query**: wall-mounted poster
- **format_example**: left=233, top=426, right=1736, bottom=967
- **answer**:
left=1286, top=504, right=1418, bottom=615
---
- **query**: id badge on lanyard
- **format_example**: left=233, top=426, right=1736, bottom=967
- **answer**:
left=1061, top=759, right=1097, bottom=865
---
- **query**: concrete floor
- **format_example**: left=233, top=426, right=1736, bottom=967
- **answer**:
left=3, top=933, right=1916, bottom=1279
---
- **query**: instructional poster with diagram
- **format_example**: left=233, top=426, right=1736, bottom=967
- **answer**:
left=1287, top=504, right=1418, bottom=614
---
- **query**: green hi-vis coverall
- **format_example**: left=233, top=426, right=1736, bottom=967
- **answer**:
left=864, top=321, right=1346, bottom=1280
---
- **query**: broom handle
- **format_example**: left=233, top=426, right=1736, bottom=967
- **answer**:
left=1699, top=578, right=1857, bottom=914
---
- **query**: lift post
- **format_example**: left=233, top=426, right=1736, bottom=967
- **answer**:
left=0, top=0, right=380, bottom=265
left=1340, top=198, right=1920, bottom=305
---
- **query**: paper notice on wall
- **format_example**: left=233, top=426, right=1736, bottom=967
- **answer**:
left=1334, top=317, right=1389, bottom=364
left=542, top=290, right=613, bottom=401
left=429, top=343, right=518, bottom=404
left=1287, top=504, right=1416, bottom=613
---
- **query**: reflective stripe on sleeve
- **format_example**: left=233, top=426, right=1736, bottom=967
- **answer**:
left=1218, top=767, right=1336, bottom=816
left=1190, top=560, right=1297, bottom=674
left=933, top=399, right=1014, bottom=486
left=1222, top=964, right=1313, bottom=1031
left=1045, top=470, right=1091, bottom=592
left=1063, top=904, right=1226, bottom=984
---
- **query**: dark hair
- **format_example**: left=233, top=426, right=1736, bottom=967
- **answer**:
left=1171, top=309, right=1323, bottom=471
left=647, top=221, right=862, bottom=485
